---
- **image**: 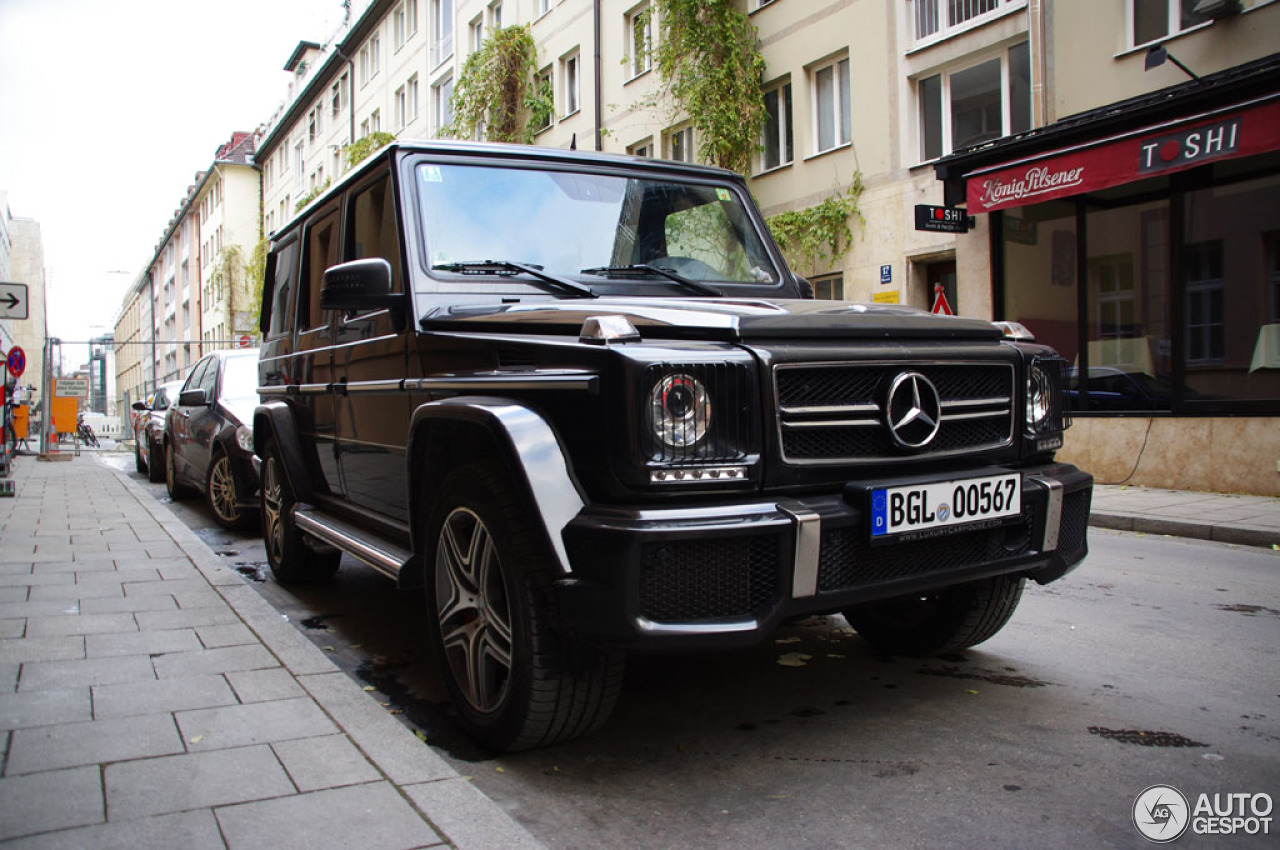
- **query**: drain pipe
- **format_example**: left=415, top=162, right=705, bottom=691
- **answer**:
left=593, top=0, right=603, bottom=150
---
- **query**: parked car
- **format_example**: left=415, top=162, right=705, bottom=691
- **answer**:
left=132, top=381, right=183, bottom=482
left=255, top=140, right=1092, bottom=752
left=164, top=348, right=261, bottom=529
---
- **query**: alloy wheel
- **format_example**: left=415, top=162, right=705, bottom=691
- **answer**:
left=435, top=507, right=514, bottom=714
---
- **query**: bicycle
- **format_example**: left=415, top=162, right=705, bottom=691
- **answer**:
left=76, top=418, right=100, bottom=448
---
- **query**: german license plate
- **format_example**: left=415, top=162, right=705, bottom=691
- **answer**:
left=870, top=474, right=1021, bottom=539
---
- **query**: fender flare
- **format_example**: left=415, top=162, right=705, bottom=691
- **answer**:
left=252, top=401, right=316, bottom=504
left=407, top=397, right=584, bottom=575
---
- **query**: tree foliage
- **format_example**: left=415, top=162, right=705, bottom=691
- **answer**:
left=767, top=174, right=866, bottom=276
left=648, top=0, right=766, bottom=175
left=448, top=25, right=543, bottom=143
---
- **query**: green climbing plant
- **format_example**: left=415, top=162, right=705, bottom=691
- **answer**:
left=647, top=0, right=766, bottom=175
left=294, top=178, right=331, bottom=212
left=448, top=25, right=543, bottom=143
left=766, top=173, right=866, bottom=276
left=346, top=132, right=396, bottom=169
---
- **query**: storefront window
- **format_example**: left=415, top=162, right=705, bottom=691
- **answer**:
left=1182, top=170, right=1280, bottom=404
left=1083, top=188, right=1172, bottom=412
left=1001, top=201, right=1078, bottom=361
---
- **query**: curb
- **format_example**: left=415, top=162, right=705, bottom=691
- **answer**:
left=110, top=459, right=545, bottom=850
left=1089, top=511, right=1278, bottom=549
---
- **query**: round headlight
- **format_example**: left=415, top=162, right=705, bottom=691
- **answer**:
left=236, top=425, right=254, bottom=454
left=649, top=373, right=711, bottom=449
left=1027, top=365, right=1052, bottom=431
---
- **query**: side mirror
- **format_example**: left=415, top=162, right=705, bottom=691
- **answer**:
left=131, top=401, right=147, bottom=411
left=321, top=258, right=402, bottom=313
left=179, top=388, right=209, bottom=407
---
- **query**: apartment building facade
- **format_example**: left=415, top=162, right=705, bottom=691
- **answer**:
left=2, top=192, right=48, bottom=414
left=935, top=0, right=1280, bottom=494
left=115, top=134, right=262, bottom=415
left=243, top=0, right=1280, bottom=492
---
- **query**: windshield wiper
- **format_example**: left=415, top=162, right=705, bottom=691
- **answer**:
left=432, top=260, right=597, bottom=299
left=579, top=264, right=722, bottom=297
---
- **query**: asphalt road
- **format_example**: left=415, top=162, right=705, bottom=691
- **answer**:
left=103, top=450, right=1280, bottom=848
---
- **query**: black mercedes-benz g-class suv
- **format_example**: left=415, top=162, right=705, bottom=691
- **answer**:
left=254, top=140, right=1091, bottom=752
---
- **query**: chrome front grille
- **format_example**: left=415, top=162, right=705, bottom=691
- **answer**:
left=775, top=361, right=1015, bottom=464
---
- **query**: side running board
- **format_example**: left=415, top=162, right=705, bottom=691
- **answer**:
left=294, top=508, right=413, bottom=579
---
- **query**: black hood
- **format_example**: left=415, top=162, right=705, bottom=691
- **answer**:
left=419, top=297, right=1003, bottom=342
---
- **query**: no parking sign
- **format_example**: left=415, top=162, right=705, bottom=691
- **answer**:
left=5, top=346, right=25, bottom=378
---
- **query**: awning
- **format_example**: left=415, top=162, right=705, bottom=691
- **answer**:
left=964, top=95, right=1280, bottom=213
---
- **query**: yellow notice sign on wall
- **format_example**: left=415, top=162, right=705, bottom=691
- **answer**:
left=873, top=291, right=900, bottom=304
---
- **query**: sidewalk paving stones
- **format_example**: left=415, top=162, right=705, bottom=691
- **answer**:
left=0, top=452, right=545, bottom=849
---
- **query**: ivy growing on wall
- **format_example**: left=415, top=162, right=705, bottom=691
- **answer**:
left=294, top=178, right=332, bottom=212
left=346, top=132, right=396, bottom=169
left=647, top=0, right=766, bottom=176
left=448, top=25, right=543, bottom=143
left=766, top=173, right=866, bottom=276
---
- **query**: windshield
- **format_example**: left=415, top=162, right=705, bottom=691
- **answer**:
left=220, top=354, right=260, bottom=405
left=414, top=162, right=778, bottom=287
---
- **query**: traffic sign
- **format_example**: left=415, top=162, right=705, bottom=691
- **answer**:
left=55, top=378, right=90, bottom=399
left=931, top=283, right=955, bottom=316
left=238, top=333, right=252, bottom=348
left=6, top=346, right=25, bottom=378
left=0, top=282, right=29, bottom=320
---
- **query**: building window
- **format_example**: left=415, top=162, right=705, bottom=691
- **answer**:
left=470, top=16, right=484, bottom=54
left=370, top=109, right=381, bottom=133
left=294, top=139, right=305, bottom=190
left=1130, top=0, right=1210, bottom=48
left=331, top=78, right=344, bottom=117
left=918, top=42, right=1030, bottom=161
left=434, top=75, right=454, bottom=135
left=359, top=44, right=370, bottom=85
left=371, top=35, right=381, bottom=78
left=1267, top=234, right=1280, bottom=323
left=812, top=56, right=850, bottom=154
left=811, top=273, right=844, bottom=300
left=394, top=3, right=407, bottom=49
left=408, top=0, right=418, bottom=35
left=761, top=80, right=793, bottom=172
left=534, top=67, right=553, bottom=132
left=1185, top=241, right=1225, bottom=365
left=409, top=74, right=420, bottom=122
left=489, top=1, right=502, bottom=29
left=628, top=139, right=653, bottom=158
left=667, top=125, right=694, bottom=162
left=628, top=3, right=652, bottom=79
left=433, top=0, right=454, bottom=66
left=913, top=0, right=1021, bottom=44
left=538, top=0, right=550, bottom=16
left=396, top=85, right=408, bottom=130
left=562, top=52, right=580, bottom=116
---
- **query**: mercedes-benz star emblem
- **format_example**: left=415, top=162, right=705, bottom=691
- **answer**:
left=885, top=371, right=942, bottom=449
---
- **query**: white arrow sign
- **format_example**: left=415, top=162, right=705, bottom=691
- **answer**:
left=0, top=282, right=28, bottom=320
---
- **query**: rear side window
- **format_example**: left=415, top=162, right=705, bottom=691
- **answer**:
left=348, top=174, right=403, bottom=294
left=300, top=209, right=341, bottom=330
left=265, top=239, right=299, bottom=338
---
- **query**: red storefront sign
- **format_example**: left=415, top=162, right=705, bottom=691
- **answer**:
left=965, top=96, right=1280, bottom=214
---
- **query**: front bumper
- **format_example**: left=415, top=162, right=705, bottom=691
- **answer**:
left=558, top=462, right=1092, bottom=651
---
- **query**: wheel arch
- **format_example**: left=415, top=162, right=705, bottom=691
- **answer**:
left=407, top=397, right=585, bottom=578
left=253, top=401, right=315, bottom=503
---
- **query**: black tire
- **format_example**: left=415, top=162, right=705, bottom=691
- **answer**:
left=164, top=441, right=195, bottom=500
left=843, top=574, right=1026, bottom=657
left=147, top=439, right=165, bottom=483
left=260, top=438, right=340, bottom=584
left=207, top=449, right=252, bottom=530
left=423, top=460, right=624, bottom=752
left=135, top=439, right=146, bottom=473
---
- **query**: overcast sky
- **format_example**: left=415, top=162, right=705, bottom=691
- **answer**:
left=0, top=0, right=344, bottom=356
